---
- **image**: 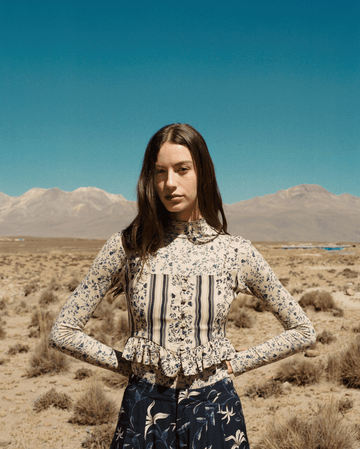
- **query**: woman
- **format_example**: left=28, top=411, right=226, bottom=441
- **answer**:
left=50, top=123, right=316, bottom=449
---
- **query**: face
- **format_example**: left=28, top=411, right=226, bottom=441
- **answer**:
left=154, top=142, right=201, bottom=222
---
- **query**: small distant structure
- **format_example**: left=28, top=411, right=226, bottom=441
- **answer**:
left=282, top=244, right=351, bottom=251
left=15, top=238, right=25, bottom=242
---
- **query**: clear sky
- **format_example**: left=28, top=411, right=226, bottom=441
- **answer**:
left=1, top=0, right=359, bottom=204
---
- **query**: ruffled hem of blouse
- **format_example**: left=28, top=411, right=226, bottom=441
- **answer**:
left=122, top=336, right=237, bottom=377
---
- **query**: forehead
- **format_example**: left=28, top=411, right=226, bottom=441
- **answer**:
left=156, top=142, right=193, bottom=166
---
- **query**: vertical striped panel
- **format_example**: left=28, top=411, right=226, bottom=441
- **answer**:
left=194, top=276, right=215, bottom=347
left=147, top=274, right=170, bottom=346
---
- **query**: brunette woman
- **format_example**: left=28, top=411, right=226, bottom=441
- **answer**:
left=50, top=123, right=315, bottom=449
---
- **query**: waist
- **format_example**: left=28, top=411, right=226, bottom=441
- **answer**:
left=131, top=360, right=230, bottom=390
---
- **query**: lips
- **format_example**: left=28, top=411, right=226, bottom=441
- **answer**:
left=165, top=195, right=183, bottom=201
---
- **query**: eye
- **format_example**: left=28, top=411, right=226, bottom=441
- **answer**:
left=154, top=168, right=165, bottom=175
left=178, top=167, right=189, bottom=173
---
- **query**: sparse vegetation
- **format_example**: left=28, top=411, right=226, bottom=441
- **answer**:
left=327, top=342, right=360, bottom=388
left=82, top=423, right=116, bottom=449
left=244, top=379, right=283, bottom=399
left=255, top=401, right=358, bottom=449
left=317, top=330, right=336, bottom=345
left=24, top=279, right=40, bottom=296
left=27, top=337, right=70, bottom=377
left=7, top=343, right=30, bottom=355
left=75, top=368, right=93, bottom=380
left=298, top=290, right=343, bottom=316
left=69, top=382, right=117, bottom=426
left=28, top=308, right=54, bottom=338
left=102, top=372, right=128, bottom=389
left=0, top=318, right=6, bottom=339
left=275, top=358, right=322, bottom=386
left=67, top=277, right=80, bottom=292
left=33, top=388, right=73, bottom=413
left=39, top=289, right=58, bottom=306
left=232, top=308, right=254, bottom=329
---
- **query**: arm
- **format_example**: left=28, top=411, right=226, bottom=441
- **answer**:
left=49, top=232, right=132, bottom=377
left=229, top=240, right=316, bottom=376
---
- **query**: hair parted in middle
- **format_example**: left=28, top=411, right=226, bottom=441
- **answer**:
left=122, top=123, right=228, bottom=261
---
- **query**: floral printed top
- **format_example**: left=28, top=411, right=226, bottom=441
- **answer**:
left=50, top=218, right=315, bottom=384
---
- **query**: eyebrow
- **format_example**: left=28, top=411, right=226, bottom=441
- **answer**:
left=155, top=160, right=193, bottom=168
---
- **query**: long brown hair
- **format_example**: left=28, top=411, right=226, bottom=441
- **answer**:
left=122, top=123, right=228, bottom=261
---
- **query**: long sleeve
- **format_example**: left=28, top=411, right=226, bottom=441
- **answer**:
left=49, top=232, right=132, bottom=377
left=229, top=241, right=316, bottom=376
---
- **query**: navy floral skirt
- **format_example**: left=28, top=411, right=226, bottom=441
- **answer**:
left=110, top=374, right=249, bottom=449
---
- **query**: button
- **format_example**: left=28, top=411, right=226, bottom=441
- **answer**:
left=180, top=313, right=185, bottom=319
left=181, top=299, right=186, bottom=305
left=180, top=322, right=186, bottom=328
left=182, top=286, right=187, bottom=291
left=180, top=334, right=185, bottom=340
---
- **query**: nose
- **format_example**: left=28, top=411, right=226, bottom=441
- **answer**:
left=165, top=170, right=176, bottom=189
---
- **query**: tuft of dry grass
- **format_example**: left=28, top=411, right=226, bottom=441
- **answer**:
left=67, top=277, right=80, bottom=292
left=338, top=397, right=354, bottom=414
left=24, top=279, right=40, bottom=296
left=27, top=310, right=69, bottom=377
left=48, top=276, right=62, bottom=291
left=244, top=379, right=283, bottom=399
left=75, top=368, right=93, bottom=380
left=69, top=382, right=117, bottom=426
left=327, top=342, right=360, bottom=388
left=298, top=290, right=342, bottom=316
left=33, top=388, right=73, bottom=413
left=39, top=289, right=58, bottom=306
left=255, top=401, right=358, bottom=449
left=7, top=343, right=30, bottom=355
left=0, top=318, right=6, bottom=339
left=233, top=308, right=254, bottom=328
left=29, top=309, right=54, bottom=338
left=26, top=337, right=70, bottom=377
left=275, top=358, right=322, bottom=386
left=316, top=330, right=336, bottom=345
left=101, top=372, right=128, bottom=389
left=82, top=423, right=116, bottom=449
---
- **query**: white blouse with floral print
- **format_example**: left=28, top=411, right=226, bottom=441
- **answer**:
left=50, top=218, right=315, bottom=389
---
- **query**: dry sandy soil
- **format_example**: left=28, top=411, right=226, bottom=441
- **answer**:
left=1, top=237, right=360, bottom=448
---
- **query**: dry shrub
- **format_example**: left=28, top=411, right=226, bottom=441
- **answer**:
left=7, top=343, right=30, bottom=355
left=27, top=311, right=69, bottom=377
left=327, top=342, right=360, bottom=388
left=48, top=276, right=62, bottom=291
left=0, top=299, right=6, bottom=311
left=339, top=268, right=358, bottom=279
left=39, top=289, right=58, bottom=306
left=246, top=296, right=267, bottom=312
left=275, top=358, right=322, bottom=386
left=255, top=401, right=358, bottom=449
left=27, top=337, right=70, bottom=377
left=24, top=280, right=39, bottom=296
left=33, top=388, right=72, bottom=413
left=75, top=368, right=93, bottom=380
left=289, top=287, right=304, bottom=295
left=82, top=423, right=116, bottom=449
left=338, top=397, right=354, bottom=414
left=0, top=319, right=6, bottom=339
left=279, top=277, right=289, bottom=287
left=0, top=358, right=9, bottom=365
left=14, top=300, right=29, bottom=314
left=298, top=290, right=342, bottom=315
left=102, top=372, right=128, bottom=389
left=244, top=379, right=283, bottom=399
left=353, top=325, right=360, bottom=334
left=69, top=382, right=117, bottom=426
left=29, top=309, right=54, bottom=338
left=317, top=330, right=336, bottom=345
left=113, top=315, right=129, bottom=345
left=232, top=308, right=254, bottom=329
left=67, top=277, right=80, bottom=292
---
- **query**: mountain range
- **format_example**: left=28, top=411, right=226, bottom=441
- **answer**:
left=1, top=185, right=359, bottom=241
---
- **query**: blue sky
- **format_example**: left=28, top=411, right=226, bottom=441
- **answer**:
left=1, top=0, right=359, bottom=204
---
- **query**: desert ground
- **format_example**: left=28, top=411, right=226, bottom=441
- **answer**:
left=1, top=236, right=360, bottom=448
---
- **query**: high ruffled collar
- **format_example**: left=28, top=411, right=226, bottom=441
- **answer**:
left=166, top=217, right=219, bottom=243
